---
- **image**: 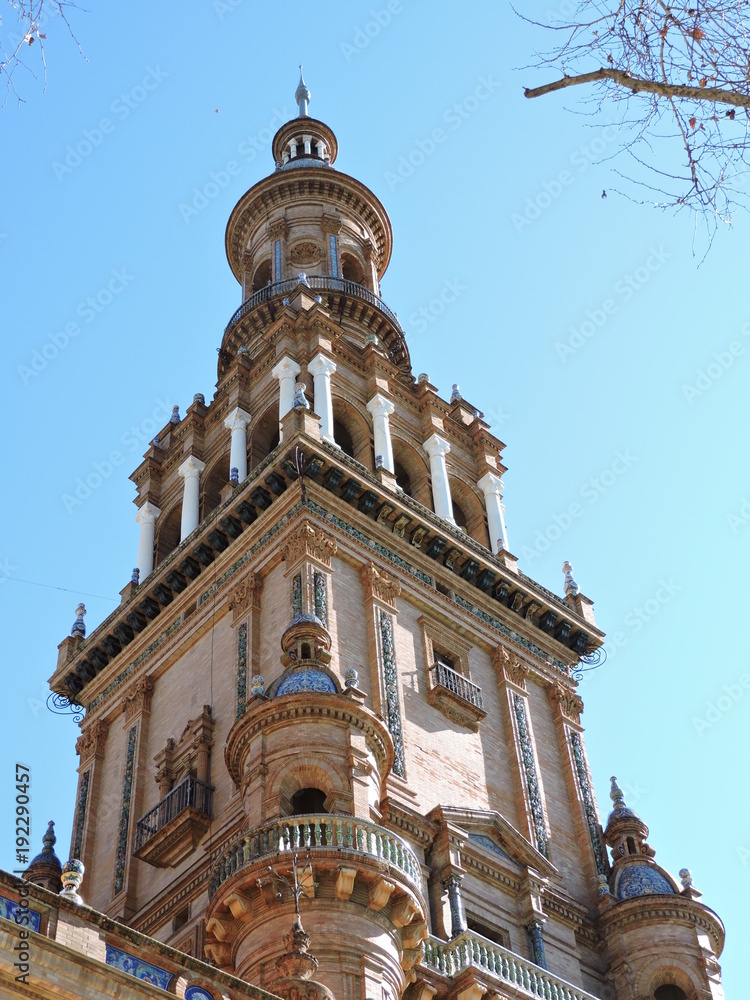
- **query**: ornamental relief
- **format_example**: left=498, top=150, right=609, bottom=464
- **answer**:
left=281, top=521, right=337, bottom=570
left=360, top=562, right=402, bottom=610
left=289, top=241, right=322, bottom=265
left=75, top=719, right=109, bottom=763
left=226, top=572, right=262, bottom=625
left=122, top=675, right=154, bottom=723
left=493, top=644, right=529, bottom=691
left=548, top=680, right=584, bottom=724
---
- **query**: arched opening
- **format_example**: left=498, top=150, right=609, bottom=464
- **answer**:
left=251, top=259, right=272, bottom=293
left=654, top=987, right=688, bottom=1000
left=341, top=252, right=366, bottom=286
left=249, top=405, right=280, bottom=472
left=627, top=836, right=637, bottom=855
left=392, top=437, right=432, bottom=509
left=201, top=458, right=230, bottom=520
left=333, top=418, right=355, bottom=459
left=290, top=787, right=328, bottom=815
left=155, top=505, right=181, bottom=567
left=449, top=476, right=489, bottom=548
left=393, top=457, right=412, bottom=497
left=331, top=398, right=372, bottom=468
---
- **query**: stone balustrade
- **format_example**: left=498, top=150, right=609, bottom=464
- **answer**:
left=210, top=813, right=422, bottom=898
left=422, top=931, right=602, bottom=1000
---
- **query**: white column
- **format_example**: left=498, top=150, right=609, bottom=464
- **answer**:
left=271, top=356, right=301, bottom=441
left=224, top=406, right=252, bottom=482
left=178, top=456, right=206, bottom=541
left=423, top=433, right=455, bottom=524
left=477, top=471, right=509, bottom=554
left=366, top=394, right=395, bottom=473
left=135, top=502, right=161, bottom=580
left=308, top=354, right=337, bottom=445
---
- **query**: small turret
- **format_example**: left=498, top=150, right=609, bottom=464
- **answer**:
left=23, top=821, right=62, bottom=892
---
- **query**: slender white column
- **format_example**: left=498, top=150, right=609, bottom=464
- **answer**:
left=135, top=502, right=161, bottom=580
left=422, top=433, right=455, bottom=524
left=224, top=406, right=252, bottom=482
left=271, top=356, right=301, bottom=441
left=477, top=471, right=509, bottom=554
left=366, top=394, right=395, bottom=473
left=178, top=456, right=206, bottom=541
left=308, top=354, right=337, bottom=445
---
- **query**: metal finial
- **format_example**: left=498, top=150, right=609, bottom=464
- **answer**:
left=295, top=66, right=311, bottom=117
left=562, top=560, right=579, bottom=597
left=71, top=603, right=86, bottom=638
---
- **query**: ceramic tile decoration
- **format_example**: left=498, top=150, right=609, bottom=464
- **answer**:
left=379, top=609, right=405, bottom=777
left=0, top=895, right=41, bottom=932
left=570, top=732, right=609, bottom=877
left=72, top=769, right=90, bottom=859
left=105, top=944, right=173, bottom=990
left=113, top=726, right=137, bottom=896
left=236, top=622, right=248, bottom=719
left=513, top=694, right=549, bottom=859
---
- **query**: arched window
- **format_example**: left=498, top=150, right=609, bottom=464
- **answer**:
left=341, top=252, right=366, bottom=286
left=155, top=505, right=181, bottom=567
left=331, top=398, right=372, bottom=468
left=627, top=836, right=637, bottom=855
left=333, top=418, right=355, bottom=459
left=201, top=459, right=230, bottom=519
left=392, top=438, right=432, bottom=509
left=452, top=500, right=468, bottom=530
left=393, top=458, right=412, bottom=497
left=654, top=987, right=687, bottom=1000
left=251, top=259, right=272, bottom=293
left=290, top=788, right=328, bottom=815
left=249, top=406, right=280, bottom=471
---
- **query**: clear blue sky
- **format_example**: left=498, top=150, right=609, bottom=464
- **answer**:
left=1, top=0, right=746, bottom=990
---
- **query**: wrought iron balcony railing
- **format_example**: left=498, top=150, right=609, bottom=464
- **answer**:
left=210, top=813, right=422, bottom=897
left=430, top=661, right=484, bottom=711
left=225, top=275, right=404, bottom=337
left=423, top=931, right=601, bottom=1000
left=134, top=776, right=213, bottom=853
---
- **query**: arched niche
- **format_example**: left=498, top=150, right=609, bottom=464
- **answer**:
left=269, top=757, right=353, bottom=820
left=201, top=454, right=230, bottom=519
left=449, top=476, right=489, bottom=548
left=251, top=259, right=272, bottom=293
left=392, top=437, right=432, bottom=510
left=341, top=251, right=367, bottom=287
left=249, top=404, right=280, bottom=472
left=155, top=502, right=181, bottom=568
left=331, top=397, right=372, bottom=468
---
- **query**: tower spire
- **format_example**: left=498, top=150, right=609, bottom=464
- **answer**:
left=295, top=66, right=311, bottom=117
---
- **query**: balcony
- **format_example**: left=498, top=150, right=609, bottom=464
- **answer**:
left=210, top=812, right=423, bottom=898
left=428, top=661, right=486, bottom=731
left=422, top=931, right=602, bottom=1000
left=134, top=776, right=213, bottom=868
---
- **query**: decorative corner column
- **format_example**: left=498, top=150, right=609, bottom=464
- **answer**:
left=178, top=456, right=205, bottom=541
left=422, top=433, right=455, bottom=524
left=224, top=407, right=252, bottom=483
left=367, top=394, right=395, bottom=474
left=443, top=870, right=468, bottom=939
left=227, top=572, right=263, bottom=719
left=134, top=502, right=161, bottom=580
left=360, top=562, right=405, bottom=778
left=476, top=471, right=509, bottom=554
left=308, top=354, right=337, bottom=445
left=72, top=720, right=109, bottom=868
left=113, top=676, right=154, bottom=918
left=281, top=520, right=337, bottom=626
left=525, top=918, right=548, bottom=970
left=271, top=356, right=301, bottom=441
left=493, top=646, right=551, bottom=861
left=548, top=680, right=610, bottom=885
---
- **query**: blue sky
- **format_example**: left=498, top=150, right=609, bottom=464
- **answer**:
left=1, top=0, right=747, bottom=991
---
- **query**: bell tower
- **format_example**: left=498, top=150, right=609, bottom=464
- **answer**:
left=44, top=76, right=725, bottom=1000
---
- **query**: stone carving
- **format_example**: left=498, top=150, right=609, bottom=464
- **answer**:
left=75, top=719, right=109, bottom=763
left=321, top=214, right=342, bottom=235
left=360, top=562, right=402, bottom=610
left=289, top=241, right=322, bottom=265
left=493, top=645, right=529, bottom=690
left=281, top=521, right=337, bottom=569
left=548, top=681, right=584, bottom=724
left=121, top=676, right=154, bottom=723
left=269, top=219, right=289, bottom=240
left=227, top=572, right=262, bottom=625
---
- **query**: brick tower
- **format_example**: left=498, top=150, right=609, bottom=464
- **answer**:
left=38, top=74, right=725, bottom=1000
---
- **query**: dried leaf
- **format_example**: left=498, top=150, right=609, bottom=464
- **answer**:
left=689, top=116, right=697, bottom=128
left=691, top=27, right=706, bottom=41
left=699, top=77, right=707, bottom=87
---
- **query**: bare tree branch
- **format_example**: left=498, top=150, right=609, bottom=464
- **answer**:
left=1, top=0, right=84, bottom=106
left=525, top=68, right=750, bottom=107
